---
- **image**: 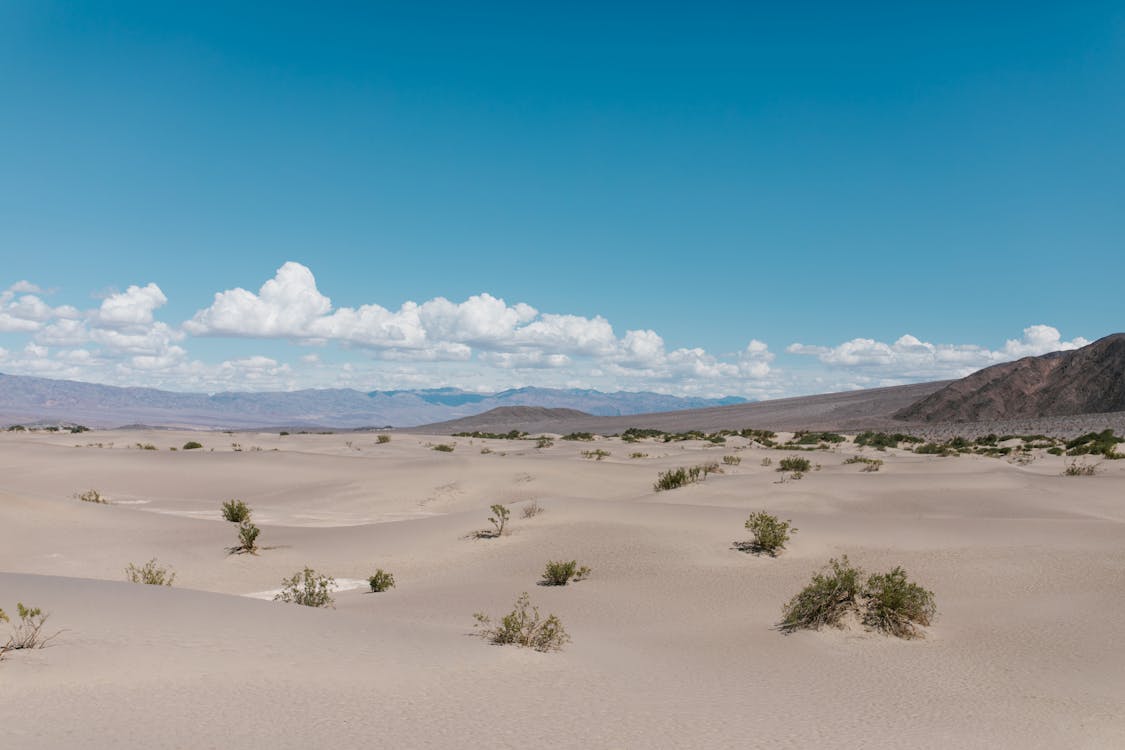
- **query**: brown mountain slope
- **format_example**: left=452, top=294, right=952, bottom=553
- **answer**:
left=895, top=333, right=1125, bottom=423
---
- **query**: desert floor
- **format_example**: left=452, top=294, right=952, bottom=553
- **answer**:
left=1, top=429, right=1123, bottom=749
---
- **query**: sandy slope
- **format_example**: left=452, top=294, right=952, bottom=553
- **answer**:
left=2, top=429, right=1124, bottom=749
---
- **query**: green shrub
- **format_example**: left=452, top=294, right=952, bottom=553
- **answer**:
left=1047, top=446, right=1064, bottom=456
left=1065, top=429, right=1124, bottom=458
left=853, top=431, right=923, bottom=450
left=861, top=567, right=936, bottom=638
left=488, top=503, right=510, bottom=537
left=778, top=456, right=811, bottom=473
left=541, top=560, right=591, bottom=586
left=77, top=489, right=107, bottom=504
left=221, top=499, right=252, bottom=523
left=375, top=434, right=390, bottom=444
left=432, top=443, right=455, bottom=452
left=5, top=602, right=60, bottom=650
left=790, top=431, right=845, bottom=446
left=915, top=442, right=957, bottom=456
left=779, top=557, right=863, bottom=632
left=581, top=449, right=610, bottom=460
left=182, top=441, right=203, bottom=450
left=125, top=558, right=175, bottom=586
left=653, top=463, right=720, bottom=491
left=473, top=592, right=570, bottom=652
left=367, top=569, right=395, bottom=593
left=744, top=511, right=797, bottom=555
left=275, top=567, right=335, bottom=608
left=561, top=432, right=595, bottom=441
left=236, top=521, right=260, bottom=553
left=722, top=455, right=742, bottom=465
left=629, top=452, right=648, bottom=459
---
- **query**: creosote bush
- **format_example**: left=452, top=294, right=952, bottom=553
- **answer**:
left=236, top=521, right=261, bottom=553
left=182, top=441, right=203, bottom=450
left=744, top=511, right=796, bottom=555
left=541, top=560, right=591, bottom=586
left=778, top=456, right=812, bottom=474
left=275, top=567, right=335, bottom=608
left=367, top=569, right=395, bottom=593
left=488, top=503, right=510, bottom=536
left=125, top=558, right=176, bottom=586
left=473, top=592, right=570, bottom=652
left=78, top=489, right=107, bottom=504
left=221, top=499, right=252, bottom=523
left=376, top=434, right=391, bottom=444
left=780, top=557, right=936, bottom=639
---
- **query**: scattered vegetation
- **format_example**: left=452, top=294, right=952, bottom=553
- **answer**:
left=779, top=557, right=936, bottom=638
left=535, top=436, right=554, bottom=449
left=653, top=462, right=721, bottom=492
left=844, top=456, right=883, bottom=471
left=1065, top=429, right=1123, bottom=458
left=77, top=489, right=107, bottom=504
left=221, top=499, right=252, bottom=523
left=367, top=569, right=395, bottom=593
left=182, top=441, right=203, bottom=450
left=854, top=431, right=924, bottom=450
left=488, top=503, right=510, bottom=537
left=275, top=567, right=335, bottom=608
left=473, top=592, right=570, bottom=652
left=541, top=560, right=591, bottom=586
left=454, top=430, right=527, bottom=440
left=432, top=443, right=455, bottom=452
left=125, top=558, right=176, bottom=586
left=581, top=449, right=610, bottom=461
left=1063, top=459, right=1098, bottom=476
left=743, top=512, right=797, bottom=556
left=376, top=434, right=391, bottom=444
left=521, top=500, right=544, bottom=519
left=137, top=443, right=157, bottom=450
left=561, top=432, right=595, bottom=441
left=789, top=431, right=846, bottom=446
left=722, top=455, right=742, bottom=466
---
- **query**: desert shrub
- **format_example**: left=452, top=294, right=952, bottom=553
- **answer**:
left=489, top=503, right=510, bottom=536
left=182, top=441, right=203, bottom=450
left=125, top=558, right=176, bottom=586
left=744, top=512, right=797, bottom=556
left=581, top=449, right=610, bottom=460
left=621, top=428, right=666, bottom=441
left=915, top=442, right=957, bottom=456
left=844, top=456, right=883, bottom=472
left=221, top=499, right=252, bottom=523
left=521, top=500, right=544, bottom=519
left=1047, top=446, right=1064, bottom=456
left=480, top=447, right=493, bottom=454
left=1063, top=459, right=1097, bottom=476
left=432, top=443, right=455, bottom=452
left=279, top=431, right=289, bottom=436
left=778, top=456, right=811, bottom=473
left=375, top=434, right=391, bottom=444
left=6, top=603, right=60, bottom=650
left=77, top=489, right=107, bottom=504
left=861, top=567, right=936, bottom=638
left=236, top=521, right=260, bottom=553
left=1065, top=429, right=1124, bottom=458
left=653, top=463, right=719, bottom=491
left=541, top=560, right=591, bottom=586
left=790, top=431, right=846, bottom=446
left=779, top=557, right=863, bottom=633
left=473, top=592, right=570, bottom=652
left=629, top=452, right=648, bottom=459
left=561, top=432, right=595, bottom=441
left=853, top=431, right=923, bottom=450
left=760, top=457, right=773, bottom=467
left=367, top=569, right=395, bottom=593
left=535, top=436, right=554, bottom=449
left=722, top=455, right=742, bottom=465
left=275, top=567, right=335, bottom=608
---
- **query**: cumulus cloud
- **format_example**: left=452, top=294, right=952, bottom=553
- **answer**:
left=787, top=325, right=1088, bottom=380
left=94, top=283, right=168, bottom=328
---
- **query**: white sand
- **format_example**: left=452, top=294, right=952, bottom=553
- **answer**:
left=2, top=429, right=1124, bottom=748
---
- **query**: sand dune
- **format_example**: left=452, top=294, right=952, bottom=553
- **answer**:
left=2, top=428, right=1124, bottom=748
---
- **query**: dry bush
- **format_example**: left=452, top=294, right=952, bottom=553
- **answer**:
left=760, top=457, right=773, bottom=467
left=77, top=489, right=107, bottom=504
left=5, top=603, right=61, bottom=650
left=581, top=449, right=610, bottom=461
left=521, top=500, right=544, bottom=519
left=844, top=456, right=883, bottom=471
left=535, top=436, right=554, bottom=449
left=541, top=560, right=591, bottom=586
left=473, top=592, right=570, bottom=652
left=744, top=512, right=797, bottom=556
left=722, top=455, right=742, bottom=465
left=1063, top=459, right=1097, bottom=476
left=629, top=452, right=648, bottom=459
left=275, top=567, right=335, bottom=608
left=125, top=558, right=176, bottom=586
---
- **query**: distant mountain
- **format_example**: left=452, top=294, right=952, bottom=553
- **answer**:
left=0, top=372, right=747, bottom=430
left=895, top=333, right=1125, bottom=422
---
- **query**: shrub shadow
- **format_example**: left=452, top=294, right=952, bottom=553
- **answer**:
left=730, top=540, right=779, bottom=557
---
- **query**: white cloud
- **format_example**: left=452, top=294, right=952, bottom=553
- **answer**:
left=93, top=283, right=168, bottom=328
left=786, top=325, right=1088, bottom=380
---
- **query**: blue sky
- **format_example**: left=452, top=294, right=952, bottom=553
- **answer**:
left=0, top=2, right=1121, bottom=396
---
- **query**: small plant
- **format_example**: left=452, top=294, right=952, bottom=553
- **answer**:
left=629, top=452, right=649, bottom=459
left=125, top=558, right=176, bottom=586
left=182, top=441, right=203, bottom=450
left=1063, top=459, right=1097, bottom=476
left=653, top=463, right=721, bottom=492
left=472, top=592, right=570, bottom=652
left=488, top=503, right=510, bottom=536
left=275, top=567, right=335, bottom=608
left=844, top=456, right=883, bottom=471
left=779, top=557, right=863, bottom=633
left=376, top=434, right=391, bottom=444
left=722, top=455, right=741, bottom=465
left=861, top=567, right=936, bottom=638
left=432, top=443, right=455, bottom=452
left=77, top=489, right=107, bottom=504
left=541, top=560, right=591, bottom=586
left=521, top=500, right=545, bottom=519
left=760, top=457, right=773, bottom=467
left=581, top=449, right=610, bottom=460
left=744, top=511, right=797, bottom=556
left=535, top=436, right=554, bottom=449
left=480, top=447, right=493, bottom=454
left=221, top=499, right=252, bottom=523
left=236, top=520, right=260, bottom=554
left=6, top=602, right=60, bottom=650
left=367, top=569, right=395, bottom=593
left=778, top=456, right=812, bottom=474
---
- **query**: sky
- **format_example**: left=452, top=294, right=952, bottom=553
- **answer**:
left=0, top=2, right=1121, bottom=397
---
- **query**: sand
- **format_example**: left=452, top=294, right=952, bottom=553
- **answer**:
left=2, top=428, right=1124, bottom=748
